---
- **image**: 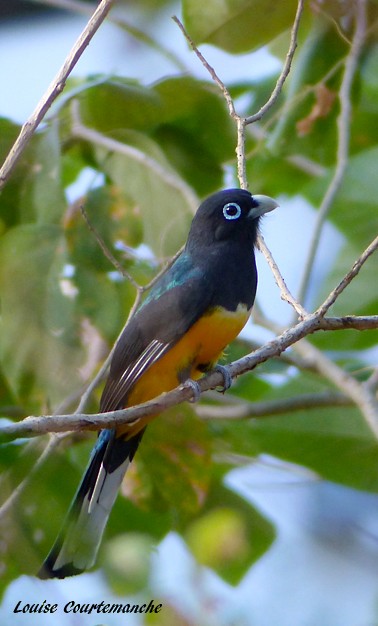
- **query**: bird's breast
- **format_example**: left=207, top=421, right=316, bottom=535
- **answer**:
left=127, top=303, right=250, bottom=409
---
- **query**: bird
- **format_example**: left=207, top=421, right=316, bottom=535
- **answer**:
left=38, top=188, right=278, bottom=579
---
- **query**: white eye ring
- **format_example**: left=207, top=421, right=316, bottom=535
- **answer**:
left=223, top=202, right=242, bottom=220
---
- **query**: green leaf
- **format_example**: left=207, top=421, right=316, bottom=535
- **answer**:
left=251, top=411, right=378, bottom=492
left=212, top=371, right=378, bottom=493
left=131, top=406, right=213, bottom=526
left=266, top=24, right=344, bottom=163
left=0, top=225, right=83, bottom=409
left=360, top=43, right=378, bottom=115
left=77, top=78, right=161, bottom=135
left=19, top=121, right=66, bottom=224
left=247, top=149, right=311, bottom=196
left=101, top=136, right=194, bottom=257
left=0, top=118, right=24, bottom=231
left=65, top=184, right=144, bottom=269
left=185, top=483, right=275, bottom=584
left=152, top=77, right=235, bottom=194
left=183, top=0, right=299, bottom=54
left=303, top=147, right=378, bottom=248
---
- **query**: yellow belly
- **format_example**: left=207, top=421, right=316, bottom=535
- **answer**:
left=124, top=304, right=250, bottom=435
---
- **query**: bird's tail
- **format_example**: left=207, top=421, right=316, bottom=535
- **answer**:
left=38, top=428, right=144, bottom=579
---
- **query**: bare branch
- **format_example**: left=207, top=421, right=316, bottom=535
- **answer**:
left=293, top=338, right=378, bottom=438
left=171, top=16, right=248, bottom=188
left=172, top=4, right=304, bottom=189
left=256, top=233, right=308, bottom=319
left=321, top=315, right=378, bottom=331
left=171, top=16, right=238, bottom=120
left=316, top=234, right=378, bottom=317
left=2, top=313, right=378, bottom=442
left=0, top=0, right=116, bottom=189
left=197, top=391, right=352, bottom=420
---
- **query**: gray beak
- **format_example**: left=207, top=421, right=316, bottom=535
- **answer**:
left=248, top=194, right=279, bottom=219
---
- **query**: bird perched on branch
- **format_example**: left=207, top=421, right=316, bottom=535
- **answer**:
left=38, top=188, right=277, bottom=579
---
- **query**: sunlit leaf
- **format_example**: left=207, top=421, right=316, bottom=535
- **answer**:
left=101, top=138, right=194, bottom=257
left=19, top=121, right=66, bottom=224
left=183, top=0, right=299, bottom=53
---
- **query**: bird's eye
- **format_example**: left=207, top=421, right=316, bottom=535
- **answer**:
left=222, top=202, right=242, bottom=220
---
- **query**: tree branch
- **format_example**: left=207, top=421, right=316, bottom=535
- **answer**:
left=0, top=0, right=115, bottom=190
left=173, top=2, right=305, bottom=189
left=1, top=314, right=377, bottom=442
left=293, top=337, right=378, bottom=437
left=256, top=233, right=308, bottom=319
left=197, top=390, right=352, bottom=420
left=316, top=234, right=378, bottom=317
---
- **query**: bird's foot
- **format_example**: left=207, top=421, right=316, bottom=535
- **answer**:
left=214, top=365, right=232, bottom=393
left=184, top=379, right=202, bottom=403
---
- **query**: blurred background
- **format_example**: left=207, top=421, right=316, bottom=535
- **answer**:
left=1, top=2, right=378, bottom=625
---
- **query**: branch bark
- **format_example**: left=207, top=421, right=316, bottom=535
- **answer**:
left=1, top=314, right=377, bottom=442
left=197, top=391, right=352, bottom=420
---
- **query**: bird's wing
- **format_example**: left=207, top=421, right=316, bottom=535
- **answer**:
left=100, top=254, right=212, bottom=412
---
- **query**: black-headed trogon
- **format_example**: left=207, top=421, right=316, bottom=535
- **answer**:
left=38, top=188, right=277, bottom=579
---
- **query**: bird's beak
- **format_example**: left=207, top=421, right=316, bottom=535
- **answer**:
left=249, top=194, right=279, bottom=219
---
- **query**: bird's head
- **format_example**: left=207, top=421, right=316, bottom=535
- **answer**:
left=187, top=188, right=278, bottom=250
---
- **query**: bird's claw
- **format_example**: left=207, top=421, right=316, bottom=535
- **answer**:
left=185, top=379, right=201, bottom=403
left=214, top=365, right=232, bottom=393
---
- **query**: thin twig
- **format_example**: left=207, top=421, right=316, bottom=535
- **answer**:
left=316, top=234, right=378, bottom=316
left=247, top=57, right=345, bottom=167
left=80, top=204, right=141, bottom=289
left=0, top=0, right=115, bottom=189
left=172, top=16, right=238, bottom=120
left=197, top=390, right=352, bottom=420
left=172, top=5, right=304, bottom=189
left=296, top=0, right=367, bottom=306
left=257, top=233, right=308, bottom=319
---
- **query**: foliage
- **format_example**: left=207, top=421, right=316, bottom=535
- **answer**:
left=0, top=0, right=377, bottom=610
